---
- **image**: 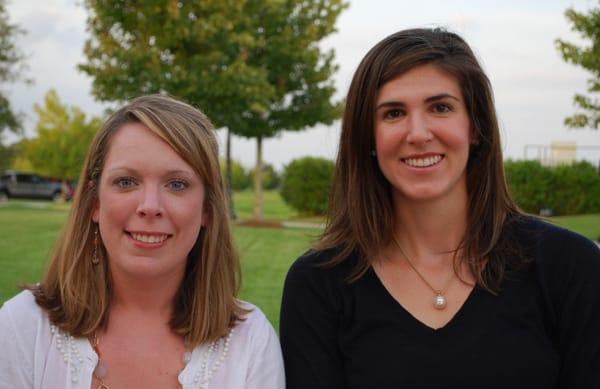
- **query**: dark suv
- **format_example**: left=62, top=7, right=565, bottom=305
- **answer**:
left=0, top=171, right=65, bottom=201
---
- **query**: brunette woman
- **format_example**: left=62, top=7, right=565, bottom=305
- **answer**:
left=280, top=28, right=600, bottom=389
left=0, top=95, right=284, bottom=389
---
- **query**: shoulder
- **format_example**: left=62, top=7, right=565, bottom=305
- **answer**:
left=0, top=290, right=53, bottom=384
left=0, top=290, right=49, bottom=333
left=285, top=247, right=357, bottom=288
left=510, top=215, right=600, bottom=266
left=235, top=301, right=274, bottom=334
left=509, top=216, right=600, bottom=291
left=231, top=301, right=281, bottom=358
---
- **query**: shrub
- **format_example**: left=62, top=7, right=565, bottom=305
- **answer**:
left=251, top=163, right=280, bottom=190
left=504, top=160, right=554, bottom=213
left=504, top=159, right=600, bottom=215
left=220, top=159, right=250, bottom=191
left=280, top=157, right=334, bottom=215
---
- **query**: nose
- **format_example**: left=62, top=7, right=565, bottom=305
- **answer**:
left=405, top=112, right=433, bottom=145
left=136, top=185, right=163, bottom=218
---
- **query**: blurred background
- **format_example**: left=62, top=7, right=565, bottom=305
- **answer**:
left=1, top=0, right=599, bottom=327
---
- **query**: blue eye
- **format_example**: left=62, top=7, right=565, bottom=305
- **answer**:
left=167, top=180, right=188, bottom=192
left=113, top=177, right=137, bottom=189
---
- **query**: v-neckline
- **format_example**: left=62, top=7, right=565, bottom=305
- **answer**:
left=367, top=266, right=479, bottom=334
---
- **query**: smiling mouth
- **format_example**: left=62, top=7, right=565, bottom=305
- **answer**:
left=127, top=232, right=171, bottom=244
left=401, top=154, right=444, bottom=168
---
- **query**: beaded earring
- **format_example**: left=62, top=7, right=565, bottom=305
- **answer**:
left=92, top=225, right=100, bottom=265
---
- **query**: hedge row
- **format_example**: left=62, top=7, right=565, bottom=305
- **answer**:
left=504, top=160, right=600, bottom=215
left=278, top=157, right=600, bottom=216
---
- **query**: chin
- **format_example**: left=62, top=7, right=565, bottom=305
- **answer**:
left=112, top=256, right=185, bottom=280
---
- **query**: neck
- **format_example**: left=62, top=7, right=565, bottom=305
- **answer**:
left=392, top=188, right=468, bottom=263
left=109, top=268, right=184, bottom=319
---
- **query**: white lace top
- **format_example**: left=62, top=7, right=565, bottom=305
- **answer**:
left=0, top=291, right=285, bottom=389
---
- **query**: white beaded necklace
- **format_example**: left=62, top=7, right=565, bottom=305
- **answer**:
left=50, top=325, right=85, bottom=385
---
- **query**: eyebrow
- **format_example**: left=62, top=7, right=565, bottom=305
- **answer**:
left=375, top=93, right=461, bottom=110
left=106, top=167, right=196, bottom=177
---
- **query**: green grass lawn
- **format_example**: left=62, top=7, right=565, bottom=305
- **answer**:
left=1, top=195, right=598, bottom=330
left=233, top=190, right=297, bottom=221
left=547, top=213, right=600, bottom=241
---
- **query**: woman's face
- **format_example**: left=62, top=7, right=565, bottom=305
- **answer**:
left=374, top=63, right=472, bottom=205
left=92, top=122, right=207, bottom=282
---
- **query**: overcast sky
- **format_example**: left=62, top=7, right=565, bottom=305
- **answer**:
left=5, top=0, right=600, bottom=169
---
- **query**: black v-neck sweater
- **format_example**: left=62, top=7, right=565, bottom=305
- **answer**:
left=279, top=217, right=600, bottom=388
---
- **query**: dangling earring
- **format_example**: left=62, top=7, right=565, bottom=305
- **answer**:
left=371, top=149, right=377, bottom=157
left=92, top=225, right=100, bottom=265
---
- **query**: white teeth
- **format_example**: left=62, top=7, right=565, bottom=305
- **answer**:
left=130, top=233, right=168, bottom=243
left=403, top=155, right=442, bottom=167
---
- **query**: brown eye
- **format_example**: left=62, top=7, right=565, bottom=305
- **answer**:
left=433, top=103, right=451, bottom=114
left=384, top=109, right=403, bottom=120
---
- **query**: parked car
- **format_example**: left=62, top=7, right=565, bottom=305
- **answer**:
left=0, top=171, right=66, bottom=202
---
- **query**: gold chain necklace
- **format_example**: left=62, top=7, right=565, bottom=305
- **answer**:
left=392, top=235, right=454, bottom=310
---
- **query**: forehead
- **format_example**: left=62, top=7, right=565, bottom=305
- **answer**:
left=377, top=64, right=462, bottom=102
left=103, top=122, right=194, bottom=173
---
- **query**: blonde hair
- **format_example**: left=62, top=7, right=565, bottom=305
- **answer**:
left=29, top=94, right=244, bottom=346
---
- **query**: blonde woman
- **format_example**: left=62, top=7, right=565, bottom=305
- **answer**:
left=0, top=95, right=284, bottom=389
left=280, top=28, right=600, bottom=388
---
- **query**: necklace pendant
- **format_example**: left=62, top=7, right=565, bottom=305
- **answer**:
left=434, top=293, right=447, bottom=310
left=94, top=361, right=108, bottom=379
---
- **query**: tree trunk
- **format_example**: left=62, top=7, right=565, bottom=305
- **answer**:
left=225, top=128, right=236, bottom=220
left=253, top=135, right=263, bottom=220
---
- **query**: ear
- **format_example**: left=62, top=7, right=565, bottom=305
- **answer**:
left=92, top=203, right=99, bottom=223
left=469, top=127, right=480, bottom=146
left=201, top=207, right=210, bottom=227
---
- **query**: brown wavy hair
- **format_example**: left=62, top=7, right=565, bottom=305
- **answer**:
left=29, top=94, right=245, bottom=345
left=316, top=28, right=524, bottom=291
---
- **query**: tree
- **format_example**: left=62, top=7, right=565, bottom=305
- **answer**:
left=251, top=163, right=280, bottom=190
left=220, top=159, right=251, bottom=191
left=79, top=0, right=346, bottom=219
left=556, top=5, right=600, bottom=129
left=0, top=0, right=29, bottom=138
left=0, top=140, right=19, bottom=170
left=24, top=90, right=101, bottom=178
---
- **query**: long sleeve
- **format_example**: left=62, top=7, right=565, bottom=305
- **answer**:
left=279, top=251, right=346, bottom=389
left=0, top=301, right=34, bottom=388
left=537, top=226, right=600, bottom=388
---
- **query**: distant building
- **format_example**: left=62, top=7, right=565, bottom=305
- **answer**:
left=523, top=141, right=599, bottom=169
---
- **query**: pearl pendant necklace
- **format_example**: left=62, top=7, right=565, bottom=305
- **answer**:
left=393, top=235, right=454, bottom=310
left=434, top=293, right=447, bottom=310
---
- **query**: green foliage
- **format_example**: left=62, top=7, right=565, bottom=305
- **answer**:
left=505, top=159, right=600, bottom=215
left=79, top=0, right=347, bottom=218
left=220, top=159, right=250, bottom=191
left=280, top=157, right=333, bottom=215
left=0, top=140, right=19, bottom=170
left=555, top=5, right=600, bottom=129
left=252, top=163, right=280, bottom=190
left=0, top=0, right=29, bottom=136
left=24, top=90, right=101, bottom=179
